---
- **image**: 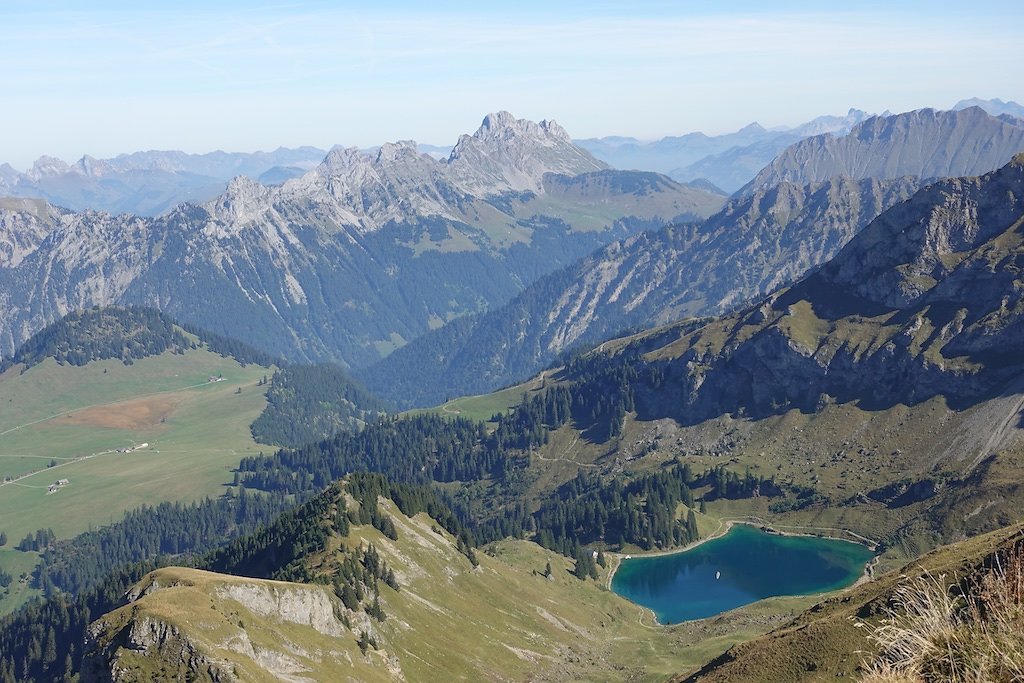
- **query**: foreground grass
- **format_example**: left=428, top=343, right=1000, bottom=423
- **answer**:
left=861, top=545, right=1024, bottom=682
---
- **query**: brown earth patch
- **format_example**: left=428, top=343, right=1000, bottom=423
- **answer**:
left=51, top=395, right=183, bottom=431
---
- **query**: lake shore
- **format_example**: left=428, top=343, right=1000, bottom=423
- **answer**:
left=606, top=517, right=878, bottom=623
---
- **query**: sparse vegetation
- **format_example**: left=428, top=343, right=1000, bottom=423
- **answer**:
left=860, top=546, right=1024, bottom=683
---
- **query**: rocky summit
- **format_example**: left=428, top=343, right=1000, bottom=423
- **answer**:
left=0, top=113, right=723, bottom=367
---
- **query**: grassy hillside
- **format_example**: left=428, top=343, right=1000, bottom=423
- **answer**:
left=0, top=348, right=271, bottom=613
left=86, top=493, right=823, bottom=682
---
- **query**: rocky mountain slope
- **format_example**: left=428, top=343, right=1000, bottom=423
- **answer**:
left=361, top=175, right=922, bottom=407
left=0, top=113, right=724, bottom=367
left=0, top=147, right=329, bottom=216
left=740, top=106, right=1024, bottom=196
left=579, top=109, right=872, bottom=192
left=640, top=153, right=1024, bottom=423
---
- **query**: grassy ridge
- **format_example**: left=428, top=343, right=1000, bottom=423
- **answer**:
left=88, top=493, right=819, bottom=682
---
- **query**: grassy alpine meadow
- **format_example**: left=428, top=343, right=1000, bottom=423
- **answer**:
left=0, top=349, right=274, bottom=612
left=410, top=370, right=550, bottom=423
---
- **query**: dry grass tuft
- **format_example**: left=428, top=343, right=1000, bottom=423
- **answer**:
left=859, top=546, right=1024, bottom=682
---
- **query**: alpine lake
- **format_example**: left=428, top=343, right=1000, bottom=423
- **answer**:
left=610, top=523, right=875, bottom=624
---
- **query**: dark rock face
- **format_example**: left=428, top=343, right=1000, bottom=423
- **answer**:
left=645, top=155, right=1024, bottom=423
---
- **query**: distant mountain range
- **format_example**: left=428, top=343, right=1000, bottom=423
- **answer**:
left=576, top=98, right=1024, bottom=193
left=576, top=109, right=875, bottom=192
left=953, top=96, right=1024, bottom=119
left=0, top=112, right=724, bottom=367
left=0, top=144, right=463, bottom=217
left=3, top=99, right=1018, bottom=216
left=0, top=147, right=329, bottom=216
left=361, top=106, right=1024, bottom=407
left=740, top=106, right=1024, bottom=195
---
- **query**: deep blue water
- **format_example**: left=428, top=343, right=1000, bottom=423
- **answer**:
left=610, top=524, right=874, bottom=624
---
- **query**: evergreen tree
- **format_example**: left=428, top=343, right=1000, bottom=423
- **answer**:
left=339, top=582, right=359, bottom=610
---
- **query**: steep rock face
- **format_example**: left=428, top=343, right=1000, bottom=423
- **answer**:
left=740, top=107, right=1024, bottom=196
left=361, top=176, right=920, bottom=407
left=82, top=616, right=235, bottom=683
left=0, top=113, right=723, bottom=366
left=0, top=198, right=60, bottom=268
left=641, top=155, right=1024, bottom=422
left=446, top=111, right=608, bottom=194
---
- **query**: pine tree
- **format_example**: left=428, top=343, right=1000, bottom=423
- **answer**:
left=340, top=582, right=359, bottom=610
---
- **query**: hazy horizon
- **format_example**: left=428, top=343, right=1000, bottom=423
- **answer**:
left=3, top=0, right=1022, bottom=169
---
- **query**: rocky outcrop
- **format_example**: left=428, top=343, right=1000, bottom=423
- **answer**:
left=214, top=583, right=345, bottom=637
left=82, top=614, right=236, bottom=683
left=446, top=111, right=608, bottom=194
left=640, top=154, right=1024, bottom=422
left=81, top=569, right=354, bottom=683
left=361, top=175, right=920, bottom=407
left=739, top=107, right=1024, bottom=196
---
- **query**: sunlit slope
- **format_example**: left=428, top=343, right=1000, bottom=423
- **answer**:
left=0, top=349, right=271, bottom=613
left=84, top=495, right=818, bottom=683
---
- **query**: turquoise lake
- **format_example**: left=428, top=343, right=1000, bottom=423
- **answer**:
left=610, top=524, right=874, bottom=624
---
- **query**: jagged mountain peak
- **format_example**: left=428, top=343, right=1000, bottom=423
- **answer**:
left=320, top=146, right=369, bottom=172
left=737, top=122, right=767, bottom=134
left=206, top=174, right=272, bottom=224
left=375, top=139, right=422, bottom=163
left=73, top=154, right=113, bottom=178
left=447, top=111, right=608, bottom=194
left=27, top=154, right=71, bottom=180
left=470, top=110, right=572, bottom=144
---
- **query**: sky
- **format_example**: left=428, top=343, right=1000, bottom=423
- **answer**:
left=2, top=0, right=1022, bottom=169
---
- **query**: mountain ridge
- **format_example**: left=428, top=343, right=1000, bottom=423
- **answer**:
left=740, top=106, right=1024, bottom=196
left=359, top=174, right=922, bottom=407
left=0, top=113, right=724, bottom=367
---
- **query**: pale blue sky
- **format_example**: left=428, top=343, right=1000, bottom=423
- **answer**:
left=2, top=1, right=1021, bottom=169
